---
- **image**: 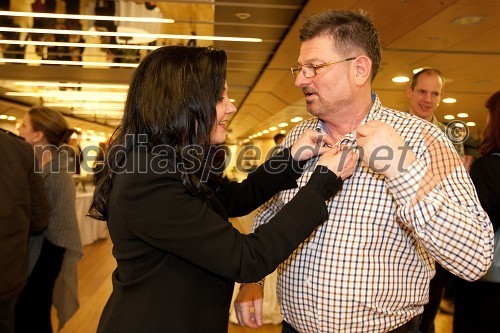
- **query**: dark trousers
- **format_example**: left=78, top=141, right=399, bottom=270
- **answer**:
left=0, top=294, right=19, bottom=333
left=282, top=316, right=422, bottom=333
left=14, top=239, right=65, bottom=333
left=419, top=263, right=457, bottom=333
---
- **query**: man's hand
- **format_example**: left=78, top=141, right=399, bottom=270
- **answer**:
left=290, top=129, right=335, bottom=161
left=356, top=120, right=416, bottom=178
left=234, top=283, right=264, bottom=328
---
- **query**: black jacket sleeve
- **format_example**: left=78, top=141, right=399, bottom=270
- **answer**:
left=216, top=147, right=306, bottom=217
left=121, top=164, right=342, bottom=282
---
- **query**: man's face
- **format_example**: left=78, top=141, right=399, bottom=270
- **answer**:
left=294, top=35, right=354, bottom=118
left=407, top=73, right=444, bottom=122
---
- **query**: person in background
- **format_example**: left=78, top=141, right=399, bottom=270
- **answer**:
left=234, top=10, right=492, bottom=333
left=88, top=45, right=356, bottom=333
left=407, top=68, right=464, bottom=157
left=0, top=128, right=50, bottom=333
left=16, top=106, right=83, bottom=333
left=274, top=133, right=286, bottom=145
left=406, top=68, right=464, bottom=333
left=453, top=90, right=500, bottom=333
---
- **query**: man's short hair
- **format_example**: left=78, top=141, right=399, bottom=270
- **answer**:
left=410, top=68, right=445, bottom=90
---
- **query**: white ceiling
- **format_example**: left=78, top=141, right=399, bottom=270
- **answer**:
left=1, top=0, right=499, bottom=143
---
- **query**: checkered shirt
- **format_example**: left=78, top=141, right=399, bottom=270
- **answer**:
left=252, top=93, right=493, bottom=333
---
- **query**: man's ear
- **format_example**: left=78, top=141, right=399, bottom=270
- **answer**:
left=354, top=55, right=372, bottom=86
left=406, top=86, right=413, bottom=99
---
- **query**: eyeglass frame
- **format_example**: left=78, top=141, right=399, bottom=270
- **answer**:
left=290, top=57, right=357, bottom=78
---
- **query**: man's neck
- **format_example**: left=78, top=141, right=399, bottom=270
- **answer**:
left=321, top=97, right=373, bottom=141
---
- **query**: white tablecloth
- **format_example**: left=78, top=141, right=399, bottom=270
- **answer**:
left=75, top=190, right=108, bottom=246
left=228, top=212, right=282, bottom=325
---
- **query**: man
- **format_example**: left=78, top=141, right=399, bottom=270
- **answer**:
left=0, top=128, right=50, bottom=332
left=407, top=68, right=465, bottom=157
left=234, top=10, right=493, bottom=333
left=407, top=68, right=464, bottom=333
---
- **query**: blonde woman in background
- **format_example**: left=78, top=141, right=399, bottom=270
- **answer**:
left=16, top=106, right=83, bottom=333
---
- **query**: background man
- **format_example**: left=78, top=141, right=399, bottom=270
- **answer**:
left=0, top=128, right=50, bottom=332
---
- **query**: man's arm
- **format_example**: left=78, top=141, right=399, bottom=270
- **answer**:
left=28, top=165, right=50, bottom=234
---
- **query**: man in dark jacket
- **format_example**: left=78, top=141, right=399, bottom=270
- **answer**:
left=0, top=128, right=50, bottom=332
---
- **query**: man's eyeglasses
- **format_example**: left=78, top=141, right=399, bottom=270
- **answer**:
left=290, top=57, right=356, bottom=78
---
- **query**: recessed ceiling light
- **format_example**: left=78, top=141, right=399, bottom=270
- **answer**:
left=278, top=122, right=288, bottom=127
left=444, top=115, right=455, bottom=120
left=290, top=117, right=303, bottom=123
left=269, top=126, right=278, bottom=131
left=466, top=122, right=476, bottom=127
left=442, top=98, right=457, bottom=104
left=7, top=116, right=16, bottom=121
left=235, top=12, right=251, bottom=20
left=280, top=130, right=286, bottom=134
left=452, top=15, right=485, bottom=26
left=457, top=113, right=468, bottom=118
left=262, top=129, right=269, bottom=134
left=392, top=76, right=409, bottom=83
left=0, top=114, right=7, bottom=119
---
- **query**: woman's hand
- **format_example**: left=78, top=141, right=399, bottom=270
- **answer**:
left=317, top=147, right=357, bottom=180
left=290, top=129, right=335, bottom=161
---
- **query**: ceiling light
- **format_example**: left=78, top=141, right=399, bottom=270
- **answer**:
left=444, top=115, right=455, bottom=120
left=290, top=117, right=303, bottom=123
left=392, top=76, right=409, bottom=83
left=0, top=26, right=262, bottom=43
left=7, top=116, right=16, bottom=121
left=0, top=114, right=7, bottom=119
left=278, top=122, right=288, bottom=127
left=257, top=132, right=263, bottom=136
left=0, top=39, right=158, bottom=50
left=0, top=10, right=175, bottom=24
left=280, top=130, right=286, bottom=134
left=12, top=81, right=128, bottom=90
left=466, top=122, right=476, bottom=127
left=457, top=113, right=468, bottom=118
left=452, top=15, right=485, bottom=26
left=269, top=126, right=277, bottom=131
left=235, top=12, right=251, bottom=20
left=0, top=57, right=138, bottom=68
left=262, top=129, right=269, bottom=134
left=229, top=99, right=236, bottom=103
left=442, top=97, right=457, bottom=103
left=6, top=91, right=127, bottom=99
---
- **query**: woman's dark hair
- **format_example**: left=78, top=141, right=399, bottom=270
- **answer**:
left=28, top=106, right=75, bottom=147
left=89, top=46, right=227, bottom=220
left=480, top=90, right=500, bottom=156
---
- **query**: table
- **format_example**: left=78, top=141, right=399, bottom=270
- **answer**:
left=228, top=211, right=283, bottom=325
left=75, top=190, right=108, bottom=246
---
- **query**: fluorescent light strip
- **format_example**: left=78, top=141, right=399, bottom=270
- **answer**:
left=0, top=57, right=138, bottom=68
left=0, top=27, right=262, bottom=43
left=0, top=39, right=158, bottom=50
left=7, top=91, right=127, bottom=98
left=45, top=102, right=124, bottom=110
left=6, top=92, right=126, bottom=102
left=12, top=81, right=128, bottom=89
left=0, top=10, right=175, bottom=24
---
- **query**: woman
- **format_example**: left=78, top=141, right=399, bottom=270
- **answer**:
left=453, top=91, right=500, bottom=333
left=16, top=106, right=83, bottom=332
left=89, top=45, right=357, bottom=332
